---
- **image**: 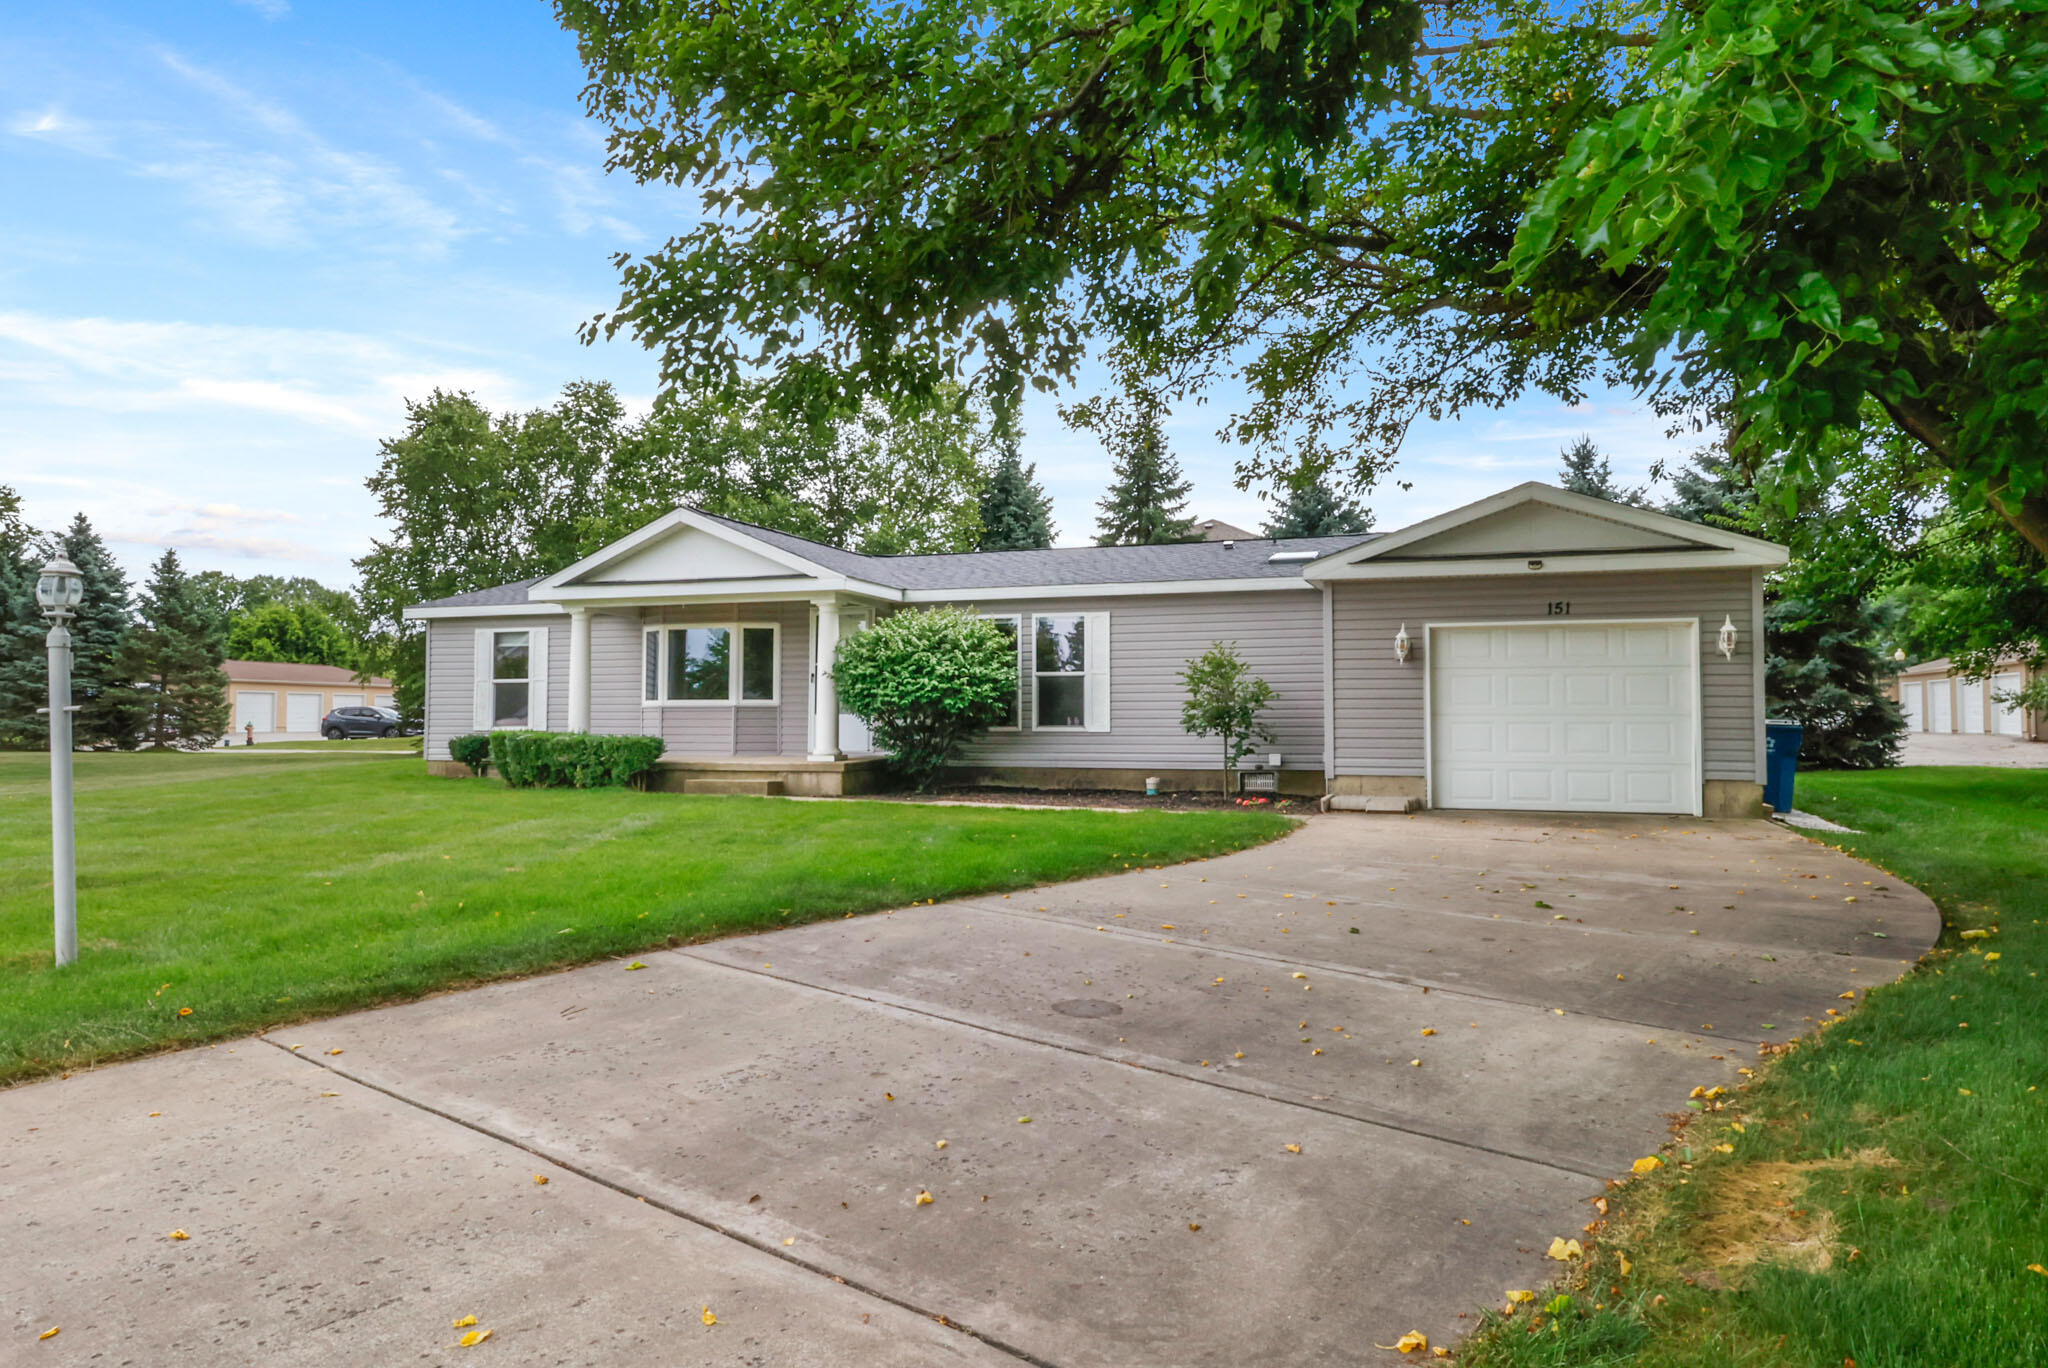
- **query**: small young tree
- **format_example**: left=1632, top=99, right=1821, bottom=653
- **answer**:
left=1179, top=643, right=1277, bottom=794
left=833, top=607, right=1018, bottom=791
left=1766, top=592, right=1905, bottom=769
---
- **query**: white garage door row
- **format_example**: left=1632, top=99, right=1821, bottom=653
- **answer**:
left=1429, top=621, right=1699, bottom=815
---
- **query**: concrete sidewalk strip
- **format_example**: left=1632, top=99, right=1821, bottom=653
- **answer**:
left=0, top=1045, right=1010, bottom=1367
left=279, top=953, right=1596, bottom=1367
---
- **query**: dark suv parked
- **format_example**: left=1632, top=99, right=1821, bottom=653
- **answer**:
left=322, top=706, right=401, bottom=740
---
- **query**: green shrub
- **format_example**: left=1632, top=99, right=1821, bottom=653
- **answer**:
left=448, top=733, right=493, bottom=776
left=485, top=732, right=666, bottom=789
left=833, top=606, right=1016, bottom=791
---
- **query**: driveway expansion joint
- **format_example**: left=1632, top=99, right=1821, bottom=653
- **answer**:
left=256, top=1035, right=1057, bottom=1368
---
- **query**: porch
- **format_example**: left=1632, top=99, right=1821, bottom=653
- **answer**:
left=643, top=753, right=893, bottom=798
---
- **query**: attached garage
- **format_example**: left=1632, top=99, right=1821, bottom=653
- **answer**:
left=1429, top=621, right=1699, bottom=815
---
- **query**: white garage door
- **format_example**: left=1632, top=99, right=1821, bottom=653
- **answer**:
left=1959, top=678, right=1986, bottom=733
left=235, top=691, right=275, bottom=734
left=1930, top=682, right=1953, bottom=733
left=285, top=692, right=321, bottom=733
left=1992, top=673, right=2024, bottom=736
left=1901, top=682, right=1925, bottom=732
left=1430, top=622, right=1698, bottom=815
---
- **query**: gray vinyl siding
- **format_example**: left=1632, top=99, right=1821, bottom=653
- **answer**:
left=1328, top=568, right=1764, bottom=782
left=632, top=601, right=811, bottom=756
left=945, top=589, right=1325, bottom=770
left=423, top=614, right=569, bottom=761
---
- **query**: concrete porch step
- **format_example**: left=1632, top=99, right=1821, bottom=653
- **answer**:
left=682, top=777, right=786, bottom=796
left=1323, top=794, right=1423, bottom=814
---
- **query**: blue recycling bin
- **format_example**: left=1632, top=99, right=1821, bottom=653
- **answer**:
left=1764, top=720, right=1805, bottom=813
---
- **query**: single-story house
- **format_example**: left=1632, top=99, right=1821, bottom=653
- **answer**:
left=1893, top=655, right=2041, bottom=740
left=402, top=482, right=1787, bottom=816
left=224, top=659, right=395, bottom=742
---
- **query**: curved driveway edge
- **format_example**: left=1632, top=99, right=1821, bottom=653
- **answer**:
left=2, top=812, right=1938, bottom=1365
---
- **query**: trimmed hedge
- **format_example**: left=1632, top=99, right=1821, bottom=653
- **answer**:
left=485, top=731, right=666, bottom=789
left=448, top=733, right=493, bottom=776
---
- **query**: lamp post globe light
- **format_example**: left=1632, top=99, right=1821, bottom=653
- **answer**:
left=36, top=554, right=85, bottom=968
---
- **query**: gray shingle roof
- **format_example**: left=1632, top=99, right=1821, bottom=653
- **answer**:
left=412, top=515, right=1376, bottom=609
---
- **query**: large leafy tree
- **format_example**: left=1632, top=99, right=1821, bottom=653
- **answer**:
left=226, top=600, right=357, bottom=668
left=125, top=549, right=231, bottom=750
left=1070, top=385, right=1197, bottom=546
left=558, top=0, right=2046, bottom=559
left=978, top=440, right=1057, bottom=551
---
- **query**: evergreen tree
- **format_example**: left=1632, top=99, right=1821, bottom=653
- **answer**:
left=0, top=485, right=47, bottom=749
left=1765, top=591, right=1904, bottom=769
left=1065, top=386, right=1198, bottom=546
left=1557, top=435, right=1649, bottom=506
left=977, top=439, right=1056, bottom=550
left=1262, top=478, right=1374, bottom=539
left=58, top=514, right=144, bottom=749
left=1664, top=451, right=1755, bottom=527
left=125, top=549, right=231, bottom=749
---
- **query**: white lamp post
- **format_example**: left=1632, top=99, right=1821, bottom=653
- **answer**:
left=35, top=555, right=85, bottom=968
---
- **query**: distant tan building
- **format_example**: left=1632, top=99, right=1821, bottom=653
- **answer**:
left=223, top=660, right=395, bottom=742
left=1893, top=655, right=2041, bottom=741
left=1192, top=518, right=1258, bottom=543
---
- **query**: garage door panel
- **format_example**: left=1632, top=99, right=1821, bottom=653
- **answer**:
left=1430, top=623, right=1697, bottom=815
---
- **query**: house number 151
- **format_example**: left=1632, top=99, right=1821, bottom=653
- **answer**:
left=1546, top=600, right=1571, bottom=616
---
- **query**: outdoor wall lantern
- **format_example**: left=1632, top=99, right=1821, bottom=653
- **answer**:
left=1717, top=615, right=1738, bottom=660
left=1394, top=623, right=1412, bottom=664
left=36, top=555, right=85, bottom=969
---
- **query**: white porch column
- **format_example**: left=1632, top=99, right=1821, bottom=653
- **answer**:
left=567, top=607, right=591, bottom=733
left=809, top=596, right=841, bottom=761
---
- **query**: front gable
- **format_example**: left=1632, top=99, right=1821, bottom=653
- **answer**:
left=1304, top=482, right=1786, bottom=581
left=565, top=524, right=802, bottom=586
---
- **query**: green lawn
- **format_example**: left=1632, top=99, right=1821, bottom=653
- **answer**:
left=0, top=751, right=1292, bottom=1086
left=240, top=736, right=420, bottom=751
left=1462, top=766, right=2048, bottom=1368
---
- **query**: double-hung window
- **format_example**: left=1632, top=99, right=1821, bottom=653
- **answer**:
left=490, top=630, right=530, bottom=726
left=1032, top=614, right=1089, bottom=728
left=984, top=615, right=1022, bottom=729
left=644, top=623, right=779, bottom=704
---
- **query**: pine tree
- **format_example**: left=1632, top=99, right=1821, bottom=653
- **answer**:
left=977, top=439, right=1056, bottom=550
left=58, top=514, right=144, bottom=749
left=1663, top=452, right=1754, bottom=527
left=1262, top=479, right=1374, bottom=539
left=0, top=486, right=47, bottom=749
left=126, top=549, right=231, bottom=749
left=1766, top=592, right=1905, bottom=769
left=1557, top=435, right=1649, bottom=506
left=1067, top=387, right=1198, bottom=546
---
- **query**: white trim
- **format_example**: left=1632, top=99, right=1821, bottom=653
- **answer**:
left=567, top=608, right=591, bottom=732
left=903, top=577, right=1314, bottom=603
left=478, top=626, right=540, bottom=731
left=640, top=621, right=782, bottom=706
left=1303, top=482, right=1787, bottom=581
left=407, top=602, right=570, bottom=621
left=528, top=625, right=550, bottom=730
left=1751, top=568, right=1767, bottom=782
left=1030, top=611, right=1095, bottom=731
left=1320, top=583, right=1335, bottom=780
left=1422, top=616, right=1704, bottom=818
left=979, top=613, right=1025, bottom=730
left=540, top=575, right=902, bottom=605
left=534, top=506, right=831, bottom=590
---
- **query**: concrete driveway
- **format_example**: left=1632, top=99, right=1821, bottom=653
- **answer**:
left=4, top=813, right=1938, bottom=1365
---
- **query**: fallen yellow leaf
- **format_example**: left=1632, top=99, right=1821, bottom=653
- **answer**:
left=1188, top=1221, right=1202, bottom=1232
left=1961, top=928, right=1992, bottom=940
left=326, top=1048, right=343, bottom=1056
left=1410, top=1058, right=1422, bottom=1067
left=1547, top=1236, right=1584, bottom=1261
left=702, top=1307, right=717, bottom=1326
left=39, top=1327, right=59, bottom=1340
left=533, top=1175, right=548, bottom=1185
left=625, top=961, right=647, bottom=971
left=1284, top=1143, right=1302, bottom=1154
left=1632, top=1156, right=1664, bottom=1174
left=2029, top=1263, right=2048, bottom=1276
left=1420, top=1028, right=1436, bottom=1037
left=915, top=1190, right=934, bottom=1206
left=1618, top=1256, right=1634, bottom=1276
left=935, top=1139, right=947, bottom=1149
left=1018, top=1116, right=1032, bottom=1124
left=1714, top=1143, right=1734, bottom=1154
left=168, top=1229, right=190, bottom=1241
left=1505, top=1290, right=1536, bottom=1304
left=1839, top=991, right=1857, bottom=999
left=1373, top=1331, right=1429, bottom=1354
left=453, top=1315, right=477, bottom=1328
left=1291, top=972, right=1308, bottom=980
left=177, top=1007, right=193, bottom=1017
left=459, top=1328, right=492, bottom=1346
left=1986, top=952, right=2002, bottom=962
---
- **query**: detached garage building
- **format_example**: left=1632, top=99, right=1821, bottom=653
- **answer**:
left=225, top=660, right=396, bottom=743
left=405, top=483, right=1786, bottom=817
left=1894, top=655, right=2042, bottom=741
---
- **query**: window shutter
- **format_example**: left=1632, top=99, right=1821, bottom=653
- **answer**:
left=529, top=626, right=551, bottom=730
left=1084, top=611, right=1111, bottom=732
left=472, top=629, right=493, bottom=731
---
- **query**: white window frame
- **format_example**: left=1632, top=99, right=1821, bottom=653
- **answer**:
left=487, top=629, right=534, bottom=729
left=981, top=613, right=1023, bottom=730
left=641, top=621, right=781, bottom=706
left=1031, top=612, right=1108, bottom=731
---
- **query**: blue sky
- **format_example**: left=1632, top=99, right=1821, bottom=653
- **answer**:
left=2, top=1, right=1686, bottom=588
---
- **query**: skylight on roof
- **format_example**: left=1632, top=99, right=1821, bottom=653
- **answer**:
left=1267, top=550, right=1319, bottom=563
